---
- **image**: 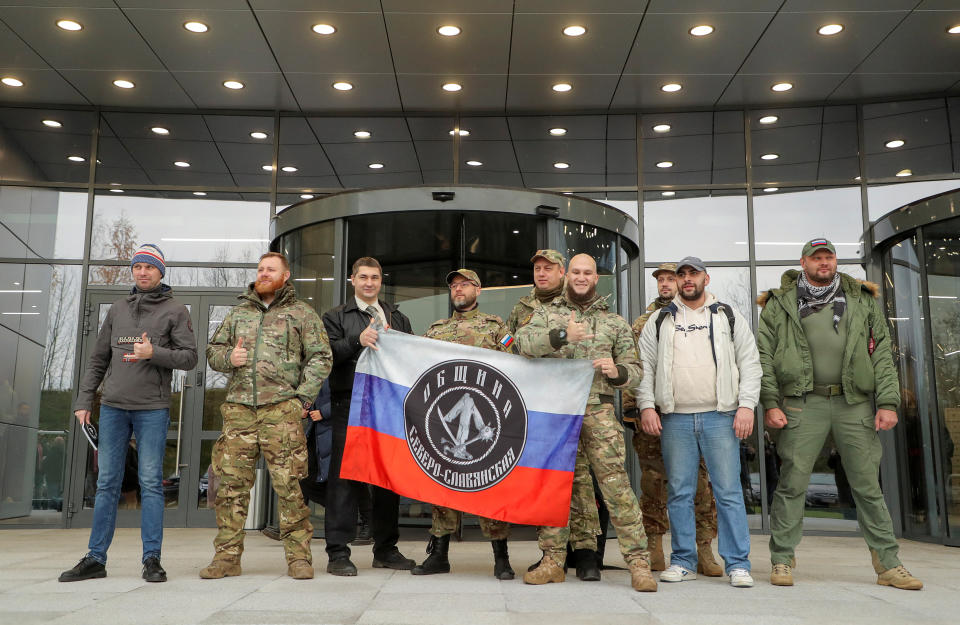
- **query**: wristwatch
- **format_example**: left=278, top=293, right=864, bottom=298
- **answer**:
left=302, top=400, right=312, bottom=411
left=557, top=329, right=568, bottom=343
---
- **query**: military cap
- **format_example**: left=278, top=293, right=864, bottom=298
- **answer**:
left=801, top=238, right=836, bottom=257
left=676, top=256, right=707, bottom=273
left=530, top=249, right=565, bottom=266
left=446, top=268, right=481, bottom=288
left=652, top=262, right=677, bottom=278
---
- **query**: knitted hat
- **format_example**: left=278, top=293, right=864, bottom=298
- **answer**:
left=131, top=243, right=166, bottom=277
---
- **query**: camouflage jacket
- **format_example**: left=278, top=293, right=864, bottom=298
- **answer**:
left=207, top=283, right=332, bottom=408
left=622, top=296, right=672, bottom=417
left=505, top=289, right=537, bottom=334
left=423, top=307, right=512, bottom=352
left=515, top=293, right=642, bottom=405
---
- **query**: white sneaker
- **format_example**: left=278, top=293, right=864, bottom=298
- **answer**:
left=660, top=564, right=696, bottom=582
left=729, top=568, right=754, bottom=588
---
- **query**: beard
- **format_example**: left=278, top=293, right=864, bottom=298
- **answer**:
left=804, top=266, right=836, bottom=286
left=452, top=294, right=477, bottom=312
left=255, top=275, right=286, bottom=297
left=566, top=282, right=598, bottom=306
left=679, top=282, right=704, bottom=302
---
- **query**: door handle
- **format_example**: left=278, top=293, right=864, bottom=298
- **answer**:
left=174, top=371, right=192, bottom=478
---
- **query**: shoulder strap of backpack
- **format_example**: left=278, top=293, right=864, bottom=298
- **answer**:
left=654, top=308, right=671, bottom=342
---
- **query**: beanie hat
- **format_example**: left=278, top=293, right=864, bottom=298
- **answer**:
left=131, top=243, right=166, bottom=277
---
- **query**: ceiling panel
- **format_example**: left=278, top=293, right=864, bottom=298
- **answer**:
left=172, top=71, right=298, bottom=110
left=0, top=107, right=96, bottom=133
left=59, top=70, right=195, bottom=107
left=275, top=144, right=336, bottom=176
left=0, top=20, right=50, bottom=69
left=397, top=75, right=508, bottom=111
left=383, top=0, right=513, bottom=11
left=606, top=139, right=637, bottom=174
left=285, top=73, right=401, bottom=112
left=830, top=74, right=960, bottom=102
left=716, top=74, right=846, bottom=107
left=645, top=0, right=779, bottom=12
left=507, top=75, right=620, bottom=111
left=513, top=139, right=605, bottom=174
left=456, top=170, right=524, bottom=187
left=857, top=10, right=960, bottom=73
left=612, top=75, right=732, bottom=109
left=781, top=0, right=918, bottom=8
left=510, top=13, right=641, bottom=75
left=305, top=117, right=411, bottom=143
left=323, top=140, right=419, bottom=176
left=0, top=68, right=89, bottom=105
left=204, top=115, right=275, bottom=144
left=101, top=112, right=213, bottom=141
left=386, top=12, right=511, bottom=75
left=339, top=171, right=422, bottom=188
left=508, top=115, right=606, bottom=140
left=516, top=0, right=649, bottom=12
left=523, top=172, right=604, bottom=188
left=452, top=140, right=518, bottom=172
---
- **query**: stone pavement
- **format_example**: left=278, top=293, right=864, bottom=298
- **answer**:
left=0, top=528, right=956, bottom=625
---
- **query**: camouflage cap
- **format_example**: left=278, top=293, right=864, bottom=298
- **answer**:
left=801, top=238, right=836, bottom=257
left=530, top=249, right=565, bottom=266
left=652, top=262, right=677, bottom=278
left=446, top=268, right=481, bottom=288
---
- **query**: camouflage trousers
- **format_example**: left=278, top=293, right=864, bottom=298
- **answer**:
left=430, top=506, right=510, bottom=540
left=211, top=399, right=312, bottom=564
left=632, top=429, right=718, bottom=543
left=568, top=463, right=602, bottom=550
left=538, top=404, right=648, bottom=566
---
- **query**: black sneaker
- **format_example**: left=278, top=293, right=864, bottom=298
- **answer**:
left=59, top=556, right=106, bottom=582
left=326, top=556, right=358, bottom=577
left=372, top=549, right=415, bottom=570
left=142, top=557, right=167, bottom=583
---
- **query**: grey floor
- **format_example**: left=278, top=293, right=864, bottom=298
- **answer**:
left=0, top=528, right=956, bottom=625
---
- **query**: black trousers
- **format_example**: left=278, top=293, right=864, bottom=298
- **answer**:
left=324, top=395, right=401, bottom=559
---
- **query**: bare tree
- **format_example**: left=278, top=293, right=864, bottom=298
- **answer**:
left=91, top=211, right=138, bottom=285
left=41, top=267, right=78, bottom=391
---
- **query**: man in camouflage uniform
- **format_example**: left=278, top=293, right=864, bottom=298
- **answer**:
left=516, top=254, right=657, bottom=592
left=622, top=263, right=722, bottom=575
left=508, top=250, right=604, bottom=581
left=411, top=268, right=517, bottom=580
left=200, top=252, right=332, bottom=580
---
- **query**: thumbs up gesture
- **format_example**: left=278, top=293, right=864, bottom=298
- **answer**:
left=231, top=336, right=248, bottom=366
left=359, top=317, right=380, bottom=351
left=133, top=331, right=153, bottom=360
left=566, top=314, right=594, bottom=343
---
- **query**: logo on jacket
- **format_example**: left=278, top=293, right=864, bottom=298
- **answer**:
left=404, top=359, right=527, bottom=492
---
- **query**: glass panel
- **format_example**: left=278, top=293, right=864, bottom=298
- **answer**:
left=0, top=108, right=97, bottom=184
left=863, top=99, right=953, bottom=180
left=88, top=265, right=256, bottom=288
left=867, top=180, right=960, bottom=222
left=278, top=221, right=336, bottom=314
left=751, top=106, right=858, bottom=184
left=752, top=186, right=863, bottom=260
left=560, top=221, right=617, bottom=308
left=640, top=111, right=744, bottom=185
left=0, top=186, right=87, bottom=260
left=203, top=305, right=233, bottom=432
left=643, top=190, right=749, bottom=262
left=198, top=439, right=216, bottom=510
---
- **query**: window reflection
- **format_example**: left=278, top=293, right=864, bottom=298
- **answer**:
left=644, top=190, right=748, bottom=262
left=864, top=99, right=952, bottom=180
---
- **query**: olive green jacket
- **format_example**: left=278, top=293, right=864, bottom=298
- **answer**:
left=756, top=270, right=899, bottom=410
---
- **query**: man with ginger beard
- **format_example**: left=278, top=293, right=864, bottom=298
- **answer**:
left=200, top=252, right=332, bottom=580
left=515, top=254, right=657, bottom=592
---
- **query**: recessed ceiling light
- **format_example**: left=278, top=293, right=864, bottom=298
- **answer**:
left=193, top=191, right=207, bottom=196
left=818, top=24, right=843, bottom=36
left=552, top=82, right=573, bottom=92
left=151, top=126, right=170, bottom=135
left=949, top=25, right=960, bottom=35
left=656, top=161, right=674, bottom=168
left=1, top=77, right=24, bottom=87
left=300, top=194, right=315, bottom=199
left=549, top=128, right=567, bottom=136
left=223, top=80, right=244, bottom=90
left=661, top=83, right=682, bottom=92
left=354, top=130, right=372, bottom=138
left=109, top=188, right=124, bottom=193
left=281, top=166, right=298, bottom=173
left=885, top=139, right=905, bottom=149
left=42, top=119, right=62, bottom=128
left=250, top=131, right=268, bottom=139
left=763, top=187, right=779, bottom=193
left=332, top=81, right=353, bottom=91
left=448, top=129, right=470, bottom=136
left=173, top=161, right=190, bottom=168
left=442, top=82, right=462, bottom=92
left=184, top=21, right=208, bottom=33
left=312, top=24, right=336, bottom=35
left=466, top=160, right=482, bottom=167
left=760, top=153, right=779, bottom=160
left=554, top=162, right=570, bottom=169
left=67, top=155, right=85, bottom=162
left=368, top=162, right=384, bottom=169
left=759, top=115, right=778, bottom=124
left=113, top=79, right=135, bottom=89
left=896, top=169, right=912, bottom=177
left=437, top=25, right=461, bottom=36
left=771, top=82, right=793, bottom=92
left=563, top=25, right=587, bottom=37
left=262, top=165, right=274, bottom=171
left=689, top=25, right=714, bottom=36
left=57, top=20, right=82, bottom=31
left=661, top=191, right=676, bottom=197
left=652, top=124, right=671, bottom=133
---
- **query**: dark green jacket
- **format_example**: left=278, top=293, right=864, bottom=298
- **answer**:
left=756, top=270, right=899, bottom=410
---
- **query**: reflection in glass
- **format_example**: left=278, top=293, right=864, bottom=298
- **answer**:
left=751, top=106, right=857, bottom=183
left=562, top=220, right=618, bottom=308
left=752, top=186, right=863, bottom=260
left=464, top=212, right=541, bottom=322
left=644, top=191, right=748, bottom=262
left=0, top=108, right=97, bottom=185
left=864, top=99, right=952, bottom=180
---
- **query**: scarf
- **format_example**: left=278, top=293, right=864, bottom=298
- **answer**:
left=797, top=271, right=845, bottom=331
left=535, top=283, right=563, bottom=303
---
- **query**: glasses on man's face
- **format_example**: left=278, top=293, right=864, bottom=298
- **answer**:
left=449, top=282, right=473, bottom=291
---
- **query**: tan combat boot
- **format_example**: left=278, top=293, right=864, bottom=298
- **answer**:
left=629, top=559, right=658, bottom=592
left=696, top=541, right=723, bottom=577
left=770, top=563, right=793, bottom=586
left=199, top=558, right=241, bottom=579
left=877, top=566, right=923, bottom=590
left=648, top=534, right=666, bottom=571
left=523, top=554, right=565, bottom=585
left=287, top=560, right=314, bottom=580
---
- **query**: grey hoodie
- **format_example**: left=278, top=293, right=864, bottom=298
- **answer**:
left=74, top=285, right=198, bottom=411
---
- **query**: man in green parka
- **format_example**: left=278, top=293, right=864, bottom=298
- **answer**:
left=757, top=238, right=921, bottom=591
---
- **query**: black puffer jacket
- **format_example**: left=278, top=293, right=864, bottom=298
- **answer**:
left=321, top=298, right=412, bottom=398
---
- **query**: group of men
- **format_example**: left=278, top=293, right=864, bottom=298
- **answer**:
left=60, top=236, right=923, bottom=593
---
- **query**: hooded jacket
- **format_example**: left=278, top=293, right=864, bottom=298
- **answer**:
left=74, top=284, right=198, bottom=411
left=756, top=270, right=899, bottom=410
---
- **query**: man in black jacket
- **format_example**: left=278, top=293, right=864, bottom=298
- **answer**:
left=321, top=256, right=415, bottom=576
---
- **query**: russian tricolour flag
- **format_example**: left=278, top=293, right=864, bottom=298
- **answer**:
left=340, top=330, right=595, bottom=527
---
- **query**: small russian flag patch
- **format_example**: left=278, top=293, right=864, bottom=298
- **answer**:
left=499, top=334, right=514, bottom=349
left=810, top=239, right=827, bottom=247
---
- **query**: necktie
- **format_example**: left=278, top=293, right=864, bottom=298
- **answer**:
left=366, top=305, right=384, bottom=328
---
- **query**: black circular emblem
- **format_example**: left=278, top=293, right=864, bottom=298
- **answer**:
left=404, top=359, right=527, bottom=492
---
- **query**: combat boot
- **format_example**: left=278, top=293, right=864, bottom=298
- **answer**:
left=491, top=539, right=515, bottom=580
left=411, top=535, right=451, bottom=575
left=871, top=549, right=922, bottom=590
left=287, top=560, right=314, bottom=580
left=572, top=549, right=601, bottom=581
left=647, top=534, right=666, bottom=571
left=629, top=559, right=658, bottom=592
left=523, top=554, right=565, bottom=585
left=199, top=557, right=241, bottom=579
left=770, top=563, right=793, bottom=586
left=696, top=540, right=723, bottom=577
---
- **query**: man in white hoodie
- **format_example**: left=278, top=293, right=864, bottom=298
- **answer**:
left=636, top=256, right=762, bottom=589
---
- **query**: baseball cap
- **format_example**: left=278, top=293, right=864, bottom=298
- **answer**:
left=801, top=238, right=836, bottom=257
left=652, top=262, right=677, bottom=278
left=446, top=268, right=481, bottom=288
left=676, top=256, right=707, bottom=273
left=530, top=249, right=565, bottom=266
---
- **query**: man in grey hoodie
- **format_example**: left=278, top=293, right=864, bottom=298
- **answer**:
left=60, top=244, right=197, bottom=584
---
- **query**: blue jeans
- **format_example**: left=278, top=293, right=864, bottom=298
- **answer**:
left=660, top=411, right=751, bottom=573
left=87, top=405, right=169, bottom=565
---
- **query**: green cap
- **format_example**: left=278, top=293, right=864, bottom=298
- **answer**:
left=446, top=268, right=481, bottom=288
left=652, top=262, right=677, bottom=278
left=530, top=249, right=565, bottom=266
left=801, top=238, right=836, bottom=257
